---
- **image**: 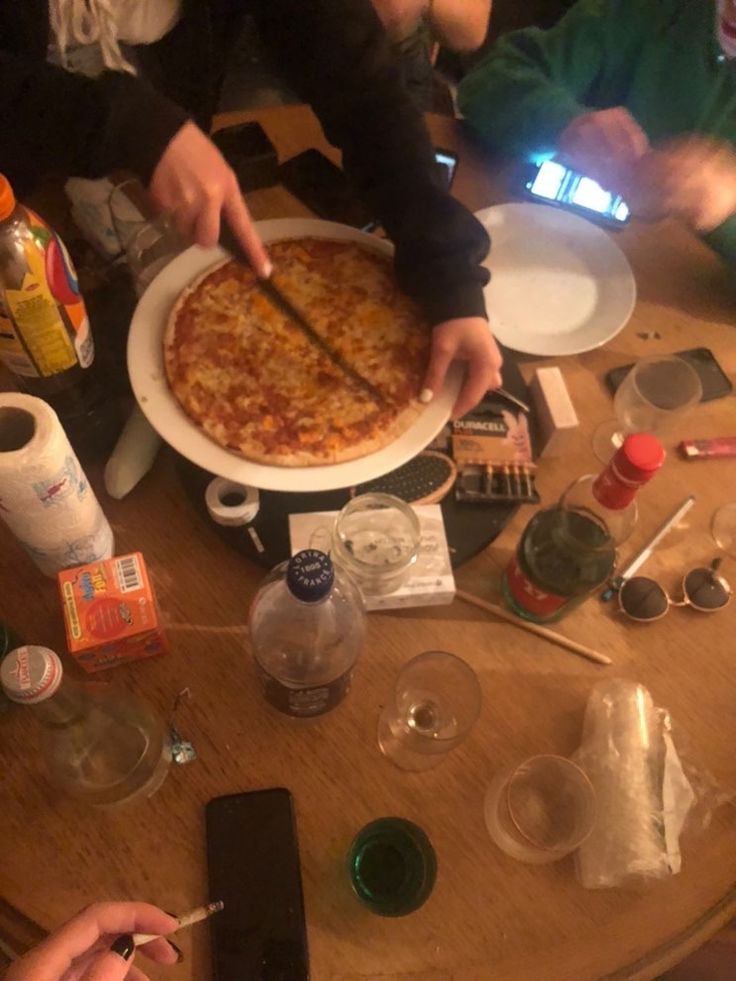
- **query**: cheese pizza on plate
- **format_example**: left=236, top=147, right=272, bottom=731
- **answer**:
left=164, top=237, right=432, bottom=466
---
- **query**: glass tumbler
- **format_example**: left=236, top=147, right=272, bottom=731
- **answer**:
left=109, top=178, right=153, bottom=252
left=484, top=755, right=596, bottom=864
left=332, top=493, right=421, bottom=596
left=109, top=179, right=183, bottom=295
left=377, top=650, right=482, bottom=770
left=347, top=817, right=437, bottom=916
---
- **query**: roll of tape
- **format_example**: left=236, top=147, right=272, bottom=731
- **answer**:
left=205, top=477, right=260, bottom=527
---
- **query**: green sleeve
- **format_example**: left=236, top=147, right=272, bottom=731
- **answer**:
left=458, top=0, right=658, bottom=157
left=703, top=215, right=736, bottom=263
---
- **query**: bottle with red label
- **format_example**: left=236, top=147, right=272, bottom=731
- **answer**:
left=0, top=174, right=117, bottom=455
left=502, top=433, right=665, bottom=623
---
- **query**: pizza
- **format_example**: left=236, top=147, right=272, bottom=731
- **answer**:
left=164, top=237, right=432, bottom=466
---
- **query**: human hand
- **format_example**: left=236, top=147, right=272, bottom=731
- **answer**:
left=627, top=136, right=736, bottom=232
left=558, top=107, right=650, bottom=190
left=422, top=317, right=503, bottom=419
left=149, top=121, right=271, bottom=277
left=6, top=902, right=179, bottom=981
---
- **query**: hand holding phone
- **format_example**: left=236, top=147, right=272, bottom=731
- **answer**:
left=558, top=107, right=649, bottom=188
left=522, top=159, right=631, bottom=228
left=206, top=789, right=309, bottom=980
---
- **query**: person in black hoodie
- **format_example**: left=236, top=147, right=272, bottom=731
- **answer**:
left=0, top=0, right=502, bottom=416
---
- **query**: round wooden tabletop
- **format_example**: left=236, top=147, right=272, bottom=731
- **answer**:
left=1, top=105, right=735, bottom=981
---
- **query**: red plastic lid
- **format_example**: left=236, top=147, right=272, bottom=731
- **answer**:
left=593, top=433, right=665, bottom=510
left=612, top=433, right=666, bottom=484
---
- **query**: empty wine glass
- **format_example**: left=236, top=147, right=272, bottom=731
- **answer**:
left=377, top=650, right=482, bottom=771
left=711, top=503, right=736, bottom=559
left=593, top=355, right=702, bottom=462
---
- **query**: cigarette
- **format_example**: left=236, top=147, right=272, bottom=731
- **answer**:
left=132, top=900, right=224, bottom=947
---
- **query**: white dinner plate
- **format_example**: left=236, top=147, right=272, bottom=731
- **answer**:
left=477, top=202, right=636, bottom=356
left=127, top=218, right=461, bottom=492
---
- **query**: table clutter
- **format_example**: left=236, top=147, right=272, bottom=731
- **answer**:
left=0, top=107, right=735, bottom=981
left=290, top=500, right=455, bottom=610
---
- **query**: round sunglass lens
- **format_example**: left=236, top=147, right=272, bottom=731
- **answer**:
left=620, top=577, right=669, bottom=621
left=684, top=567, right=731, bottom=610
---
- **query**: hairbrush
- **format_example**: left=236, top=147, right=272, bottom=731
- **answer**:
left=354, top=450, right=457, bottom=504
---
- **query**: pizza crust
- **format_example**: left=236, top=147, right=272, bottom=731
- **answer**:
left=163, top=257, right=230, bottom=387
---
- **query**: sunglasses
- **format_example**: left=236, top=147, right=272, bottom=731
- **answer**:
left=618, top=559, right=732, bottom=623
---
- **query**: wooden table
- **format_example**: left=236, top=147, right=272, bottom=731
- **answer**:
left=1, top=105, right=735, bottom=981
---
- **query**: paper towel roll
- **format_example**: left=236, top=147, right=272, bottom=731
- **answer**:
left=0, top=393, right=114, bottom=577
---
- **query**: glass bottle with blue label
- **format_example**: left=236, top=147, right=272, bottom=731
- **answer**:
left=249, top=549, right=365, bottom=718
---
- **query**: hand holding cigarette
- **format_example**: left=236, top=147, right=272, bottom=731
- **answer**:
left=133, top=900, right=225, bottom=947
left=4, top=902, right=183, bottom=981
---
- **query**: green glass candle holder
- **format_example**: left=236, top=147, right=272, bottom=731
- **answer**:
left=347, top=817, right=437, bottom=916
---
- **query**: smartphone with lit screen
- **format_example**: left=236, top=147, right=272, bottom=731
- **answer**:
left=206, top=788, right=309, bottom=981
left=434, top=147, right=459, bottom=189
left=521, top=159, right=631, bottom=228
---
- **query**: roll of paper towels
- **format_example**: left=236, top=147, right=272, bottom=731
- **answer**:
left=0, top=393, right=114, bottom=576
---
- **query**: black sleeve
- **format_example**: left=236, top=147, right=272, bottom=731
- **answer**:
left=0, top=53, right=187, bottom=196
left=253, top=0, right=490, bottom=325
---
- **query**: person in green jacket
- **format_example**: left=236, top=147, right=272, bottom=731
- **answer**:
left=458, top=0, right=736, bottom=260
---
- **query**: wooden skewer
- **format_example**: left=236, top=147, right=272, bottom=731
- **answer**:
left=456, top=589, right=612, bottom=666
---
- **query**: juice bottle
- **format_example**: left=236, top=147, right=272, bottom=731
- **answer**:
left=0, top=174, right=116, bottom=455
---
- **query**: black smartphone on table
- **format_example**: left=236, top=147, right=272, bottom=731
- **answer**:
left=521, top=159, right=631, bottom=229
left=211, top=122, right=278, bottom=191
left=604, top=347, right=733, bottom=403
left=278, top=147, right=459, bottom=228
left=278, top=149, right=373, bottom=228
left=206, top=788, right=309, bottom=981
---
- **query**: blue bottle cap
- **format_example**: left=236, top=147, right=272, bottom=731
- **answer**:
left=286, top=549, right=334, bottom=602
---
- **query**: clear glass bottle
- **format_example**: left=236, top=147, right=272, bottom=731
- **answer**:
left=1, top=645, right=171, bottom=806
left=0, top=621, right=23, bottom=714
left=249, top=549, right=365, bottom=718
left=502, top=433, right=665, bottom=623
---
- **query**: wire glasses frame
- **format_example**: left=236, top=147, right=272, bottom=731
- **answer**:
left=618, top=559, right=731, bottom=623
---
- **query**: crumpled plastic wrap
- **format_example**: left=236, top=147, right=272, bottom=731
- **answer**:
left=574, top=678, right=716, bottom=889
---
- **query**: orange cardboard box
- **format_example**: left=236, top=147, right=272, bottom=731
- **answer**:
left=58, top=552, right=167, bottom=672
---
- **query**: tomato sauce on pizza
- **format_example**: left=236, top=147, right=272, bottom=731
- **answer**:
left=164, top=237, right=431, bottom=466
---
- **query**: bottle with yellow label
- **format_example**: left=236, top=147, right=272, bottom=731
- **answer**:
left=0, top=174, right=117, bottom=455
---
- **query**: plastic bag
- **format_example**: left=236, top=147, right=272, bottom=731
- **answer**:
left=574, top=678, right=731, bottom=889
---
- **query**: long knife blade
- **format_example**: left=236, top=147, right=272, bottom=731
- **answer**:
left=218, top=227, right=387, bottom=405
